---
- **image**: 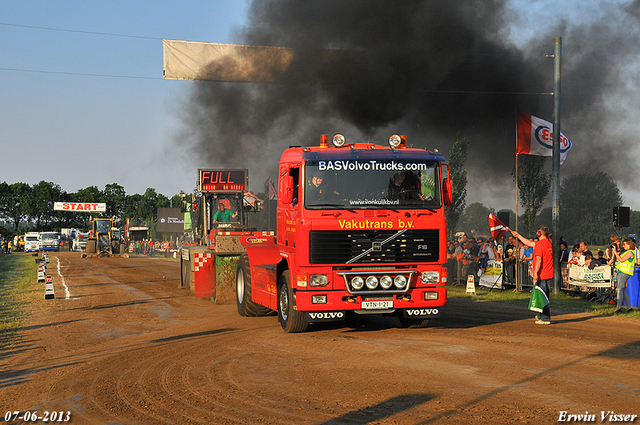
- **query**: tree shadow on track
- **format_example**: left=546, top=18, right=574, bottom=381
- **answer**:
left=0, top=360, right=82, bottom=389
left=318, top=393, right=434, bottom=425
left=63, top=296, right=184, bottom=312
left=150, top=328, right=236, bottom=343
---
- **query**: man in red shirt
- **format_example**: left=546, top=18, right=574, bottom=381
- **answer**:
left=512, top=226, right=554, bottom=324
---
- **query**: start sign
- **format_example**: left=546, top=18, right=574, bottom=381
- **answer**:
left=198, top=169, right=247, bottom=192
left=53, top=202, right=107, bottom=212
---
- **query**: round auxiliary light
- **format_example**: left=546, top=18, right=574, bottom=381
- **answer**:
left=365, top=276, right=379, bottom=290
left=389, top=134, right=402, bottom=148
left=332, top=133, right=346, bottom=147
left=380, top=275, right=393, bottom=289
left=394, top=275, right=407, bottom=289
left=351, top=276, right=365, bottom=290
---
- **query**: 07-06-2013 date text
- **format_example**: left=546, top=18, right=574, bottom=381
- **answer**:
left=4, top=411, right=71, bottom=422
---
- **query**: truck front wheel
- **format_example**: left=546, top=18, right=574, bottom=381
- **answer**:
left=236, top=254, right=270, bottom=317
left=278, top=271, right=308, bottom=333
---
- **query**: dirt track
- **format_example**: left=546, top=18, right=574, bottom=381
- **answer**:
left=1, top=252, right=639, bottom=424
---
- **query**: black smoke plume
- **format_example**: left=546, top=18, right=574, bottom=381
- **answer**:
left=178, top=0, right=640, bottom=207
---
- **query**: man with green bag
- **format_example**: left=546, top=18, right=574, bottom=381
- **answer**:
left=512, top=226, right=554, bottom=325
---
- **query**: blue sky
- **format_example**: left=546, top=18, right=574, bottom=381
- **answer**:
left=1, top=0, right=248, bottom=197
left=2, top=0, right=639, bottom=212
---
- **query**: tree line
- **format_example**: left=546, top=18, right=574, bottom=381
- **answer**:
left=0, top=181, right=181, bottom=237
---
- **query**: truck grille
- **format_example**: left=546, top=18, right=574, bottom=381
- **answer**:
left=309, top=229, right=439, bottom=264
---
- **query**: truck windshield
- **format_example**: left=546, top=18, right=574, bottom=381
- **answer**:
left=41, top=233, right=59, bottom=241
left=96, top=220, right=112, bottom=234
left=305, top=159, right=441, bottom=209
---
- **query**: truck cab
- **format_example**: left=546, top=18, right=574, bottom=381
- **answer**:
left=238, top=134, right=452, bottom=332
left=24, top=232, right=40, bottom=252
left=73, top=232, right=89, bottom=251
left=38, top=232, right=61, bottom=251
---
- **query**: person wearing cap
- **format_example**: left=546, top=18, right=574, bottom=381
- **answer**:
left=213, top=202, right=237, bottom=223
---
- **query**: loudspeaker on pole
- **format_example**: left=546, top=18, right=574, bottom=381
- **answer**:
left=613, top=206, right=630, bottom=228
left=497, top=211, right=510, bottom=228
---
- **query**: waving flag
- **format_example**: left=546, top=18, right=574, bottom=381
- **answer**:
left=517, top=111, right=572, bottom=164
left=268, top=178, right=278, bottom=200
left=489, top=214, right=509, bottom=241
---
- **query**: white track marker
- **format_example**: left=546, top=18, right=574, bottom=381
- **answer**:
left=55, top=257, right=71, bottom=299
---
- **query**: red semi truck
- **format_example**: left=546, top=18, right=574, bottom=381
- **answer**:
left=236, top=134, right=452, bottom=332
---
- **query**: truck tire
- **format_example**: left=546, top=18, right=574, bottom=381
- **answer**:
left=396, top=311, right=430, bottom=328
left=236, top=254, right=270, bottom=317
left=278, top=270, right=308, bottom=333
left=86, top=238, right=97, bottom=254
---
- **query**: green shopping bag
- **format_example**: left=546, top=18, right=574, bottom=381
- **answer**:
left=528, top=285, right=549, bottom=313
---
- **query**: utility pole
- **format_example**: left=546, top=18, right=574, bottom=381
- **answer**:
left=551, top=37, right=562, bottom=294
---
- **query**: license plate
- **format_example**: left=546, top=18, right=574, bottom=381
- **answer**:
left=361, top=300, right=394, bottom=310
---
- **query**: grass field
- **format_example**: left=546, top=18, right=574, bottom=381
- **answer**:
left=447, top=284, right=639, bottom=319
left=0, top=254, right=35, bottom=347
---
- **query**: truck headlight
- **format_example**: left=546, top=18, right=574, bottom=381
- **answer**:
left=310, top=274, right=328, bottom=287
left=380, top=275, right=393, bottom=289
left=389, top=134, right=402, bottom=148
left=394, top=275, right=407, bottom=289
left=332, top=134, right=346, bottom=147
left=421, top=271, right=439, bottom=283
left=365, top=276, right=379, bottom=290
left=351, top=276, right=364, bottom=290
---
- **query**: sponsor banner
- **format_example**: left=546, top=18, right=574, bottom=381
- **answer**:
left=157, top=208, right=185, bottom=233
left=306, top=311, right=346, bottom=322
left=567, top=264, right=611, bottom=286
left=479, top=260, right=503, bottom=289
left=54, top=202, right=106, bottom=212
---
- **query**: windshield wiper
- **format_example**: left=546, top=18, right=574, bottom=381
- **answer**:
left=308, top=204, right=356, bottom=213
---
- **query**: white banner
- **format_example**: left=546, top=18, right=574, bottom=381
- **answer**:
left=567, top=264, right=612, bottom=286
left=162, top=39, right=360, bottom=85
left=163, top=39, right=295, bottom=82
left=54, top=202, right=106, bottom=212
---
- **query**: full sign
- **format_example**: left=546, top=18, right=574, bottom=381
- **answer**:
left=198, top=169, right=247, bottom=192
left=54, top=202, right=107, bottom=212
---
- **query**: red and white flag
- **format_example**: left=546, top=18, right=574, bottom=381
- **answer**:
left=268, top=178, right=278, bottom=200
left=517, top=111, right=572, bottom=164
left=489, top=214, right=509, bottom=241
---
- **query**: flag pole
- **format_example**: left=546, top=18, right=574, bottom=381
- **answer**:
left=515, top=111, right=520, bottom=291
left=551, top=37, right=562, bottom=295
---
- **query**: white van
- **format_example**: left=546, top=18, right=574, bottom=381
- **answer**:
left=24, top=232, right=40, bottom=252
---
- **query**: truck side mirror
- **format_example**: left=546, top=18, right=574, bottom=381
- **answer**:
left=442, top=178, right=453, bottom=205
left=281, top=175, right=294, bottom=204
